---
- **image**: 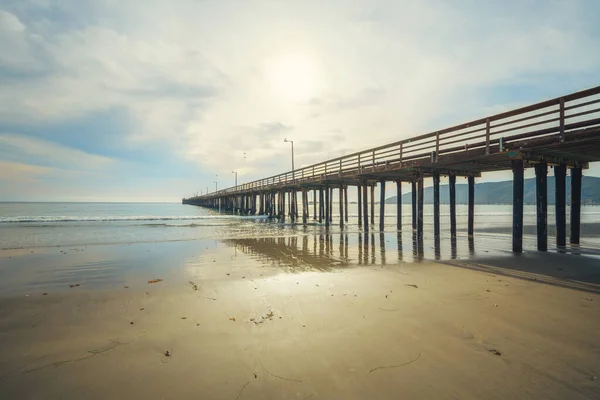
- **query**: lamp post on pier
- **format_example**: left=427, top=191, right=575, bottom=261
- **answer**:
left=214, top=175, right=220, bottom=212
left=232, top=171, right=237, bottom=188
left=284, top=138, right=294, bottom=180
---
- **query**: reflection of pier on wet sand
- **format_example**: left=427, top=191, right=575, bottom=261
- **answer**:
left=225, top=232, right=481, bottom=268
left=224, top=231, right=600, bottom=295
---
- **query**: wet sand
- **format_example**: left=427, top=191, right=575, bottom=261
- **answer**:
left=1, top=238, right=599, bottom=399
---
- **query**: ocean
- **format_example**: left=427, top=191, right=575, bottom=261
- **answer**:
left=1, top=201, right=600, bottom=250
left=2, top=202, right=600, bottom=248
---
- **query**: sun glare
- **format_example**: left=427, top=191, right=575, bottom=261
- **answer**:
left=266, top=53, right=318, bottom=102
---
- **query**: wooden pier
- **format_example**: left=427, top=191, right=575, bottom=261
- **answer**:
left=184, top=86, right=600, bottom=252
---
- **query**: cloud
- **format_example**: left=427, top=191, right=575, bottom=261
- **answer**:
left=309, top=87, right=386, bottom=116
left=0, top=161, right=53, bottom=183
left=0, top=133, right=114, bottom=171
left=0, top=9, right=25, bottom=32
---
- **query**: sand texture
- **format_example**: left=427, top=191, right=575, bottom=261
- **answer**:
left=0, top=244, right=599, bottom=399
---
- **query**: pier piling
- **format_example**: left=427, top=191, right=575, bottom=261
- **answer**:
left=417, top=176, right=424, bottom=240
left=339, top=185, right=344, bottom=228
left=344, top=186, right=348, bottom=223
left=570, top=166, right=582, bottom=245
left=362, top=183, right=369, bottom=232
left=325, top=185, right=330, bottom=229
left=449, top=174, right=456, bottom=238
left=396, top=180, right=402, bottom=232
left=358, top=184, right=362, bottom=227
left=555, top=164, right=567, bottom=247
left=379, top=181, right=385, bottom=231
left=535, top=162, right=548, bottom=251
left=468, top=176, right=475, bottom=238
left=411, top=180, right=417, bottom=233
left=512, top=159, right=524, bottom=253
left=370, top=184, right=375, bottom=226
left=433, top=173, right=440, bottom=239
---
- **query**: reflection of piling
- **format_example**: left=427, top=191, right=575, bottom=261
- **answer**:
left=358, top=233, right=363, bottom=264
left=344, top=233, right=349, bottom=260
left=371, top=233, right=376, bottom=264
left=412, top=232, right=424, bottom=261
left=379, top=233, right=386, bottom=265
left=319, top=234, right=325, bottom=259
left=450, top=236, right=457, bottom=259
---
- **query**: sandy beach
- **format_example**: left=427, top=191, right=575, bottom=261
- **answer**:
left=1, top=239, right=599, bottom=399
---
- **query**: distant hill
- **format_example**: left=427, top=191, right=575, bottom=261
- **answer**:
left=385, top=176, right=600, bottom=205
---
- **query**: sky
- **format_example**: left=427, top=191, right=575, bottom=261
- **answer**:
left=1, top=0, right=599, bottom=202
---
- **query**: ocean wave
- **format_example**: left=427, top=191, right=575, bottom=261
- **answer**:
left=0, top=215, right=270, bottom=223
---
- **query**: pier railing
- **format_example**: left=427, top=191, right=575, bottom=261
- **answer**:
left=202, top=85, right=600, bottom=198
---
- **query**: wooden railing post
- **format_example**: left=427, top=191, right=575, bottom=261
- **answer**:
left=559, top=98, right=565, bottom=142
left=372, top=150, right=375, bottom=171
left=435, top=133, right=440, bottom=161
left=399, top=143, right=403, bottom=167
left=485, top=118, right=491, bottom=155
